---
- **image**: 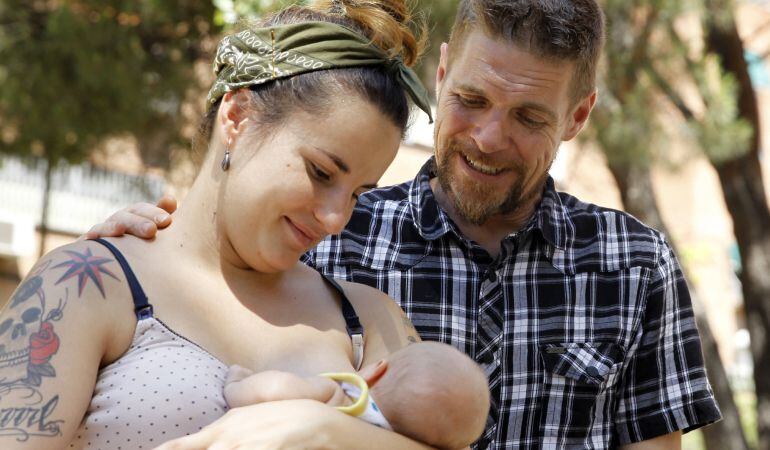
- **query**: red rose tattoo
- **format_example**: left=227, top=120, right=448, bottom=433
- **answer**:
left=29, top=322, right=60, bottom=366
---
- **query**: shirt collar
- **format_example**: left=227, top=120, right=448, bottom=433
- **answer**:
left=408, top=157, right=571, bottom=249
left=408, top=157, right=457, bottom=241
left=533, top=177, right=571, bottom=250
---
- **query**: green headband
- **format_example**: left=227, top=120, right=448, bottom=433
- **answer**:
left=207, top=21, right=433, bottom=123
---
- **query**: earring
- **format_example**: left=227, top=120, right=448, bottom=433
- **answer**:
left=221, top=144, right=231, bottom=171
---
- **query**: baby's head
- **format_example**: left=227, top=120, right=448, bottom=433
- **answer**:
left=362, top=342, right=490, bottom=449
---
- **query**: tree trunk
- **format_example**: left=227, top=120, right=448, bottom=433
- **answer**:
left=606, top=161, right=750, bottom=450
left=706, top=10, right=770, bottom=450
left=38, top=158, right=54, bottom=258
left=606, top=163, right=664, bottom=231
left=697, top=305, right=752, bottom=450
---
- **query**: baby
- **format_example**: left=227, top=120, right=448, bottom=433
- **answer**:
left=225, top=341, right=491, bottom=450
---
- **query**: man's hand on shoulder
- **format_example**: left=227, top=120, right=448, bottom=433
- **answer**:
left=83, top=195, right=177, bottom=240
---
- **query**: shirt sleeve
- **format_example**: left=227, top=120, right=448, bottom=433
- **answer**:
left=613, top=237, right=722, bottom=444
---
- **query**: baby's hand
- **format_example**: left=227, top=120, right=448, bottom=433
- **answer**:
left=224, top=365, right=260, bottom=408
left=226, top=364, right=255, bottom=386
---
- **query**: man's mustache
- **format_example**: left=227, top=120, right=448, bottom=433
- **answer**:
left=444, top=140, right=515, bottom=170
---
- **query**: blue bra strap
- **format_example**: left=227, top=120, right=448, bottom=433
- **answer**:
left=89, top=238, right=154, bottom=320
left=320, top=273, right=365, bottom=370
left=320, top=274, right=363, bottom=337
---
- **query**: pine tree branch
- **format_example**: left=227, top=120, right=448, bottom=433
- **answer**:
left=631, top=6, right=660, bottom=67
left=665, top=22, right=703, bottom=80
left=622, top=6, right=660, bottom=90
left=643, top=61, right=696, bottom=121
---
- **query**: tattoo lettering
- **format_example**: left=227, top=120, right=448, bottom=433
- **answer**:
left=53, top=248, right=118, bottom=298
left=0, top=393, right=63, bottom=440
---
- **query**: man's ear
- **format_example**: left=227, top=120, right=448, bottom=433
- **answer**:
left=562, top=90, right=597, bottom=142
left=217, top=90, right=252, bottom=147
left=358, top=360, right=388, bottom=387
left=435, top=42, right=450, bottom=99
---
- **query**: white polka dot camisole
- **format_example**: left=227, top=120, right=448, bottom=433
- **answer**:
left=68, top=238, right=366, bottom=449
left=67, top=239, right=228, bottom=449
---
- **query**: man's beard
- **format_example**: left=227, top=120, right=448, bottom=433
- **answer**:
left=435, top=140, right=539, bottom=226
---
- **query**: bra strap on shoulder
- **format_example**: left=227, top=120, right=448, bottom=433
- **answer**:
left=320, top=273, right=365, bottom=370
left=89, top=238, right=153, bottom=320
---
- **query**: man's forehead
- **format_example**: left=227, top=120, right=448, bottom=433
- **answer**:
left=451, top=30, right=572, bottom=76
left=448, top=35, right=574, bottom=87
left=448, top=32, right=573, bottom=105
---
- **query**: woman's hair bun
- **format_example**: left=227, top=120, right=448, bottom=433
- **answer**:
left=310, top=0, right=426, bottom=67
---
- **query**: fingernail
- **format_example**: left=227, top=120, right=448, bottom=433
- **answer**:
left=155, top=213, right=170, bottom=223
left=142, top=223, right=154, bottom=234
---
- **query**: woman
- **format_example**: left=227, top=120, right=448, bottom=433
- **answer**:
left=0, top=1, right=436, bottom=448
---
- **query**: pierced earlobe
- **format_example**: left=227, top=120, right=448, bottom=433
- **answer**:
left=221, top=141, right=232, bottom=171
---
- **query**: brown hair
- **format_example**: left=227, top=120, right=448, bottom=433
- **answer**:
left=448, top=0, right=605, bottom=103
left=194, top=0, right=426, bottom=154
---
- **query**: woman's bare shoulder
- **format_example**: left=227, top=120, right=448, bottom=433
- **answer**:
left=0, top=239, right=141, bottom=447
left=336, top=280, right=394, bottom=308
left=282, top=265, right=420, bottom=361
left=336, top=280, right=421, bottom=357
left=30, top=239, right=133, bottom=305
left=31, top=239, right=137, bottom=359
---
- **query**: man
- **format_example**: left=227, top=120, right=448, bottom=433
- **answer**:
left=93, top=0, right=721, bottom=448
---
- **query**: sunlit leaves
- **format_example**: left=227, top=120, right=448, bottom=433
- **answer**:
left=0, top=0, right=220, bottom=169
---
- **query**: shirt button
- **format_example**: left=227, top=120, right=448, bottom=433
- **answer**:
left=586, top=366, right=601, bottom=378
left=488, top=271, right=498, bottom=283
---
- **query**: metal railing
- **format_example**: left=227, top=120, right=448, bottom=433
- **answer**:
left=0, top=155, right=165, bottom=236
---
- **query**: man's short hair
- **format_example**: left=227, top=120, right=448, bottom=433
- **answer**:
left=448, top=0, right=605, bottom=103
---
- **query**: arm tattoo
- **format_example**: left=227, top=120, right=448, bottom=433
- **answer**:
left=52, top=248, right=119, bottom=298
left=400, top=310, right=419, bottom=344
left=0, top=250, right=118, bottom=441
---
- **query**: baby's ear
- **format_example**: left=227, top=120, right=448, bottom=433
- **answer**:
left=358, top=360, right=388, bottom=386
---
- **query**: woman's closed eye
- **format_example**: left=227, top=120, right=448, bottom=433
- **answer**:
left=307, top=160, right=367, bottom=201
left=308, top=161, right=332, bottom=182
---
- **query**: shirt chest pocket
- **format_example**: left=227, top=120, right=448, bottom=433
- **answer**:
left=538, top=342, right=625, bottom=442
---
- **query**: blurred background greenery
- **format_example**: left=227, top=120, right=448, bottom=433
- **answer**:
left=1, top=1, right=769, bottom=448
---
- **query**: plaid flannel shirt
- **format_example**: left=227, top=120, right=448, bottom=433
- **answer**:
left=303, top=158, right=720, bottom=449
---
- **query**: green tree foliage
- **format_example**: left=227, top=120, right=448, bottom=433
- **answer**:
left=212, top=0, right=459, bottom=91
left=689, top=57, right=753, bottom=163
left=0, top=0, right=219, bottom=168
left=643, top=3, right=753, bottom=165
left=0, top=0, right=219, bottom=253
left=589, top=1, right=753, bottom=448
left=412, top=0, right=458, bottom=90
left=590, top=0, right=752, bottom=168
left=698, top=2, right=770, bottom=448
